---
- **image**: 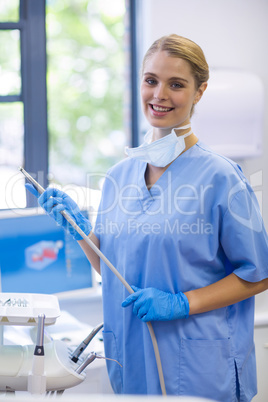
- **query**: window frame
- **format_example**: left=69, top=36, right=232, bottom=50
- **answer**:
left=0, top=0, right=48, bottom=207
left=129, top=0, right=140, bottom=148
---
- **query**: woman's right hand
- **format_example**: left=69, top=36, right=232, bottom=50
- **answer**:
left=25, top=184, right=92, bottom=240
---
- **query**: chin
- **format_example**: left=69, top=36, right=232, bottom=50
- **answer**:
left=150, top=122, right=178, bottom=130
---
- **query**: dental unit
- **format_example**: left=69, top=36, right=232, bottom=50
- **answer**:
left=0, top=292, right=104, bottom=394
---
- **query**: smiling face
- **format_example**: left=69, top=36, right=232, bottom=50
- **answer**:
left=141, top=51, right=206, bottom=138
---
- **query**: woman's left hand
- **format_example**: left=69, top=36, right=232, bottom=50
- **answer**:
left=122, top=286, right=189, bottom=322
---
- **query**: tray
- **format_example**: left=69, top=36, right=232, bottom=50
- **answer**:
left=0, top=293, right=60, bottom=325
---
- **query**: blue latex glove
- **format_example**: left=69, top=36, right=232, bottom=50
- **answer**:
left=122, top=286, right=190, bottom=322
left=25, top=184, right=92, bottom=240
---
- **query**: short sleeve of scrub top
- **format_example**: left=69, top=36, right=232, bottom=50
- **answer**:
left=220, top=178, right=268, bottom=282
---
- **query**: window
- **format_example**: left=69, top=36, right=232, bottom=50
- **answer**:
left=0, top=0, right=48, bottom=209
left=0, top=0, right=130, bottom=210
left=0, top=2, right=23, bottom=209
left=46, top=0, right=127, bottom=190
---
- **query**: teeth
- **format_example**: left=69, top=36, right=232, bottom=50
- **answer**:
left=152, top=105, right=172, bottom=112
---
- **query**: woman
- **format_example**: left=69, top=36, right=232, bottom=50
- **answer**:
left=27, top=35, right=268, bottom=401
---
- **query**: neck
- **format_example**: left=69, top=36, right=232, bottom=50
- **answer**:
left=147, top=132, right=199, bottom=174
left=152, top=122, right=191, bottom=142
left=145, top=132, right=199, bottom=189
left=174, top=127, right=192, bottom=137
left=152, top=128, right=171, bottom=141
left=183, top=133, right=198, bottom=153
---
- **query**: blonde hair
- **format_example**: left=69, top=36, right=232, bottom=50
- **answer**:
left=142, top=34, right=209, bottom=116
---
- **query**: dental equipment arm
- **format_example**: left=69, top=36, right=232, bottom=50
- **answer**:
left=71, top=322, right=103, bottom=363
left=0, top=341, right=86, bottom=392
left=20, top=167, right=167, bottom=395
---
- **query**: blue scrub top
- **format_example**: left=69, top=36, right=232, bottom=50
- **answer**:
left=94, top=141, right=268, bottom=401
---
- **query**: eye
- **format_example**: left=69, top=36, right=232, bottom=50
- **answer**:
left=145, top=78, right=157, bottom=85
left=170, top=82, right=183, bottom=89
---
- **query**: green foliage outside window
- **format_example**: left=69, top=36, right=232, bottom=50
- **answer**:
left=46, top=0, right=127, bottom=187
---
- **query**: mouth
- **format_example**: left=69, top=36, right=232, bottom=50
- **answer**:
left=150, top=104, right=174, bottom=112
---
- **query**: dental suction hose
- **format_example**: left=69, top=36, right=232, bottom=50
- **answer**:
left=19, top=167, right=167, bottom=396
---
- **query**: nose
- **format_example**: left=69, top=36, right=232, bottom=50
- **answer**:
left=153, top=83, right=168, bottom=101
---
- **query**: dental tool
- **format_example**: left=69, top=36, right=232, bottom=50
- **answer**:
left=75, top=352, right=97, bottom=374
left=71, top=322, right=103, bottom=363
left=27, top=314, right=46, bottom=394
left=75, top=352, right=122, bottom=375
left=36, top=314, right=45, bottom=353
left=19, top=167, right=46, bottom=195
left=19, top=167, right=167, bottom=395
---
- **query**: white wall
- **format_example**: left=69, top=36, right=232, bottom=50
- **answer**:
left=138, top=0, right=268, bottom=227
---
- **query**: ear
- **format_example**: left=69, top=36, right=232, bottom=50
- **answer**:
left=194, top=82, right=208, bottom=105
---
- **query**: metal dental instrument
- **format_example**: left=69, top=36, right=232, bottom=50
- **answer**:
left=28, top=314, right=46, bottom=394
left=19, top=167, right=46, bottom=195
left=75, top=352, right=122, bottom=375
left=75, top=352, right=97, bottom=374
left=19, top=167, right=167, bottom=395
left=35, top=314, right=45, bottom=356
left=71, top=322, right=103, bottom=363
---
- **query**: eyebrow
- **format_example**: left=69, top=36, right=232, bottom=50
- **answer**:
left=143, top=72, right=189, bottom=83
